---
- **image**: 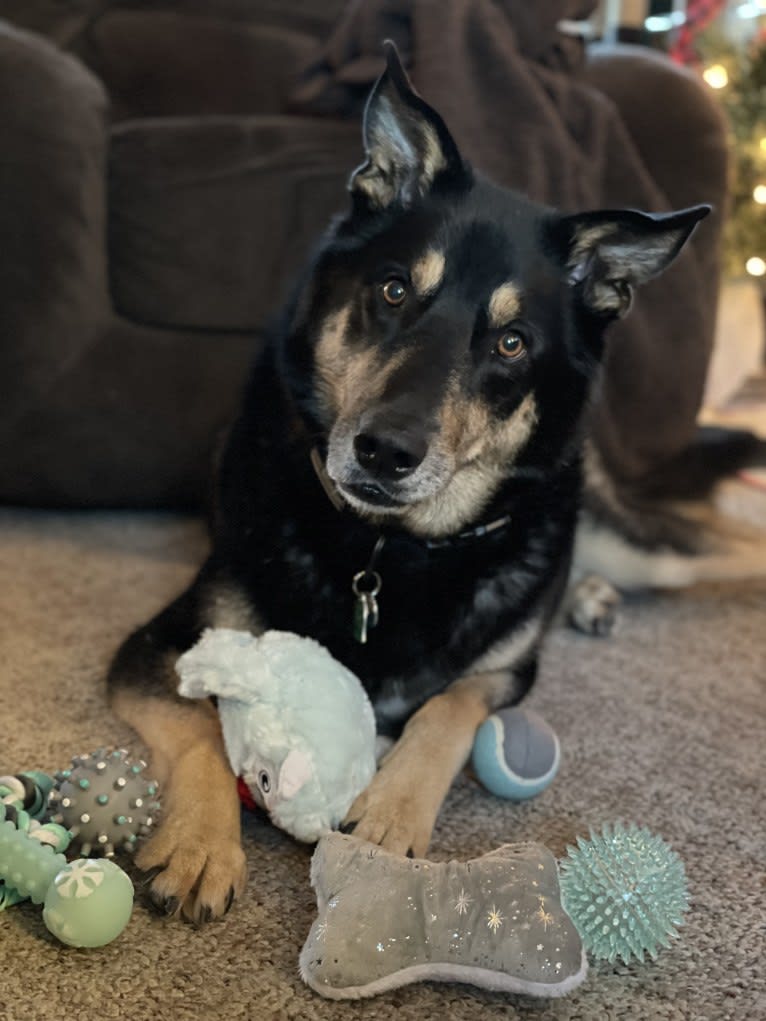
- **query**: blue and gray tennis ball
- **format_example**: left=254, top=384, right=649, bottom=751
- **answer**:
left=471, top=707, right=560, bottom=800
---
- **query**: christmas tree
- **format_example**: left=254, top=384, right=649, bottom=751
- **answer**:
left=670, top=0, right=766, bottom=282
left=697, top=24, right=766, bottom=280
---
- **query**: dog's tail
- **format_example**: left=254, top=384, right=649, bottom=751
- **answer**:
left=578, top=426, right=766, bottom=590
left=627, top=426, right=766, bottom=501
left=574, top=518, right=766, bottom=590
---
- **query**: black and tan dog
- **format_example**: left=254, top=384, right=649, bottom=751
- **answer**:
left=108, top=46, right=760, bottom=924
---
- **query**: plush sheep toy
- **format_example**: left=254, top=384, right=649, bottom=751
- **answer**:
left=175, top=629, right=377, bottom=843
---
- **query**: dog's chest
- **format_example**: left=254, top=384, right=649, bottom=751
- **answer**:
left=261, top=530, right=550, bottom=703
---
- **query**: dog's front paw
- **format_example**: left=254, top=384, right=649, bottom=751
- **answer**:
left=342, top=745, right=441, bottom=859
left=136, top=815, right=247, bottom=924
left=343, top=783, right=434, bottom=860
left=567, top=573, right=621, bottom=637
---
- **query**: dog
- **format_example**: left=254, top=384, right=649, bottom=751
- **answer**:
left=108, top=44, right=764, bottom=924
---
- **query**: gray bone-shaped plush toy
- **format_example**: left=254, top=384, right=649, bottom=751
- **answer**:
left=300, top=833, right=587, bottom=999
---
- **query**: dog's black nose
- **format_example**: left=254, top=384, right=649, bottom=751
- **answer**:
left=353, top=425, right=427, bottom=480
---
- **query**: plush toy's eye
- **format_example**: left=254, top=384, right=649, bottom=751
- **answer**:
left=496, top=330, right=526, bottom=360
left=382, top=278, right=407, bottom=306
left=259, top=770, right=271, bottom=794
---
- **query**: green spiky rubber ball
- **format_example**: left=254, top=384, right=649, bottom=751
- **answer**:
left=559, top=822, right=689, bottom=965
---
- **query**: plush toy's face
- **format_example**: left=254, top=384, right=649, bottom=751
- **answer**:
left=227, top=709, right=336, bottom=843
left=242, top=748, right=315, bottom=812
left=243, top=744, right=372, bottom=844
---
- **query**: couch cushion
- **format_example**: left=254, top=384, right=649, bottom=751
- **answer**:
left=1, top=317, right=256, bottom=509
left=84, top=12, right=319, bottom=120
left=109, top=115, right=359, bottom=331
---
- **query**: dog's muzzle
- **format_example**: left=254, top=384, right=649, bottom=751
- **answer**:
left=344, top=417, right=428, bottom=508
left=352, top=417, right=428, bottom=482
left=326, top=411, right=447, bottom=512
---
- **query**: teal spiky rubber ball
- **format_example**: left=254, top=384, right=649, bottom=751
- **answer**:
left=559, top=822, right=689, bottom=965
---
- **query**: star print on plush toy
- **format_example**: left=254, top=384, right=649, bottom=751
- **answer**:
left=536, top=904, right=555, bottom=930
left=454, top=888, right=472, bottom=915
left=486, top=904, right=504, bottom=933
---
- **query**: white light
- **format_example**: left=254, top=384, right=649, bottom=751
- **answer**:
left=645, top=12, right=686, bottom=32
left=703, top=64, right=729, bottom=89
left=746, top=257, right=766, bottom=277
left=736, top=2, right=766, bottom=19
left=754, top=185, right=766, bottom=205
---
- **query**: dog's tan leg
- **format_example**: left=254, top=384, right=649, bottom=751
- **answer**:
left=112, top=689, right=247, bottom=924
left=344, top=671, right=508, bottom=858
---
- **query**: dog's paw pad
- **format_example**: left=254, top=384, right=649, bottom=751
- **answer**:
left=568, top=574, right=621, bottom=637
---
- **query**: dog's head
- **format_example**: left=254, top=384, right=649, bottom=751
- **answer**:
left=284, top=44, right=708, bottom=538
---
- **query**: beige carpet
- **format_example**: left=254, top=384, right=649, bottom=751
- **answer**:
left=1, top=508, right=764, bottom=1021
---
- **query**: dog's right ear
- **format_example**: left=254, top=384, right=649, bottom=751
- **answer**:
left=349, top=41, right=469, bottom=210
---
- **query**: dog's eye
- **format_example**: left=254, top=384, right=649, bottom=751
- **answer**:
left=259, top=770, right=271, bottom=793
left=382, top=278, right=407, bottom=307
left=496, top=330, right=526, bottom=360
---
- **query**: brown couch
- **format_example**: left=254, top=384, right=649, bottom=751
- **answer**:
left=0, top=1, right=728, bottom=508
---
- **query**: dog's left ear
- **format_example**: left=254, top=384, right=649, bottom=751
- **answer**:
left=350, top=41, right=468, bottom=210
left=551, top=205, right=711, bottom=318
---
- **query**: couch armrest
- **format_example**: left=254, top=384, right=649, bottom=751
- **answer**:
left=584, top=43, right=727, bottom=316
left=0, top=21, right=110, bottom=434
left=570, top=44, right=730, bottom=481
left=583, top=43, right=728, bottom=474
left=584, top=44, right=728, bottom=217
left=0, top=318, right=257, bottom=509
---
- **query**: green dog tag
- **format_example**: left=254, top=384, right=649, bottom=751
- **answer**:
left=352, top=571, right=381, bottom=644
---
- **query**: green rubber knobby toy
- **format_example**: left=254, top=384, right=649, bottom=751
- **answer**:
left=0, top=802, right=134, bottom=947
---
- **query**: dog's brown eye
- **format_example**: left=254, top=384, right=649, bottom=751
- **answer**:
left=259, top=770, right=271, bottom=793
left=382, top=278, right=407, bottom=306
left=497, top=330, right=526, bottom=360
